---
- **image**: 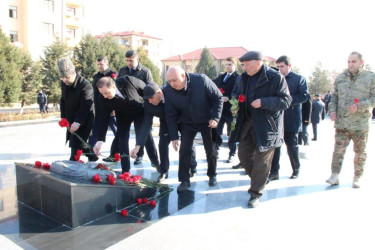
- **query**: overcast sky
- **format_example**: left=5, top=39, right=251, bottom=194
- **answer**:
left=85, top=0, right=375, bottom=77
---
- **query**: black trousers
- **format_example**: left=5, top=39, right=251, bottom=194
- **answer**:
left=178, top=125, right=217, bottom=182
left=158, top=132, right=197, bottom=174
left=216, top=114, right=237, bottom=156
left=238, top=121, right=275, bottom=198
left=271, top=131, right=300, bottom=175
left=134, top=118, right=159, bottom=165
left=118, top=116, right=159, bottom=173
left=312, top=123, right=318, bottom=139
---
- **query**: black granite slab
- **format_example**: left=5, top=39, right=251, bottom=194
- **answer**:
left=15, top=163, right=157, bottom=228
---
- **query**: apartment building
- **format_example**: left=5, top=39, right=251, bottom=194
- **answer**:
left=95, top=31, right=163, bottom=70
left=0, top=0, right=85, bottom=61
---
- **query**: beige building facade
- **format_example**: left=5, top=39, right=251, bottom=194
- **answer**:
left=95, top=31, right=163, bottom=70
left=0, top=0, right=85, bottom=61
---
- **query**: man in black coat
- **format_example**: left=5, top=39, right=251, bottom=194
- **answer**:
left=88, top=56, right=118, bottom=161
left=298, top=94, right=312, bottom=145
left=58, top=57, right=98, bottom=162
left=118, top=50, right=157, bottom=165
left=130, top=82, right=197, bottom=182
left=269, top=56, right=308, bottom=181
left=311, top=94, right=326, bottom=141
left=213, top=57, right=239, bottom=163
left=164, top=66, right=223, bottom=193
left=235, top=51, right=292, bottom=208
left=37, top=89, right=47, bottom=114
left=93, top=76, right=159, bottom=173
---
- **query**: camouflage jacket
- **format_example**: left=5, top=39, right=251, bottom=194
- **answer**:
left=328, top=68, right=375, bottom=130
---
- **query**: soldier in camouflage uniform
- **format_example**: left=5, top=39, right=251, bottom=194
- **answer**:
left=326, top=52, right=375, bottom=188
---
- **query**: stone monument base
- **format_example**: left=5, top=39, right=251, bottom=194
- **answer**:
left=15, top=163, right=156, bottom=228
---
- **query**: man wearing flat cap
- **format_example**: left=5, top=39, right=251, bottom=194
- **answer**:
left=234, top=51, right=292, bottom=208
left=130, top=82, right=197, bottom=182
left=58, top=57, right=98, bottom=162
left=93, top=76, right=159, bottom=173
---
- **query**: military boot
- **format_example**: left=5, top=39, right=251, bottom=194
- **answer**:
left=352, top=177, right=361, bottom=188
left=326, top=173, right=339, bottom=185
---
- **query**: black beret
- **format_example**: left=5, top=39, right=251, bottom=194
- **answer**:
left=239, top=51, right=263, bottom=62
left=143, top=82, right=160, bottom=99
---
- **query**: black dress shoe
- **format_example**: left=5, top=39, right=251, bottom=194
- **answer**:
left=177, top=181, right=191, bottom=193
left=311, top=138, right=317, bottom=141
left=134, top=157, right=143, bottom=165
left=157, top=173, right=168, bottom=183
left=290, top=171, right=299, bottom=179
left=248, top=197, right=260, bottom=208
left=268, top=174, right=279, bottom=181
left=232, top=163, right=243, bottom=169
left=208, top=176, right=217, bottom=187
left=190, top=171, right=197, bottom=178
left=103, top=156, right=115, bottom=162
left=88, top=154, right=99, bottom=162
left=227, top=156, right=234, bottom=163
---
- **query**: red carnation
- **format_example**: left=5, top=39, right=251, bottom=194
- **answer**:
left=219, top=88, right=225, bottom=94
left=93, top=174, right=101, bottom=183
left=76, top=150, right=83, bottom=156
left=123, top=172, right=131, bottom=178
left=111, top=73, right=117, bottom=79
left=136, top=198, right=143, bottom=205
left=35, top=161, right=42, bottom=168
left=107, top=175, right=115, bottom=181
left=114, top=153, right=121, bottom=162
left=78, top=160, right=85, bottom=163
left=58, top=118, right=70, bottom=128
left=238, top=94, right=245, bottom=103
left=121, top=209, right=128, bottom=217
left=109, top=178, right=116, bottom=185
left=149, top=200, right=156, bottom=207
left=42, top=163, right=51, bottom=170
left=354, top=98, right=359, bottom=104
left=142, top=198, right=148, bottom=204
left=119, top=174, right=125, bottom=180
left=74, top=154, right=80, bottom=161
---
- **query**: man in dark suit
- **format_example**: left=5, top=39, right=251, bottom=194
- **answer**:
left=213, top=57, right=239, bottom=163
left=269, top=55, right=308, bottom=181
left=323, top=91, right=331, bottom=113
left=93, top=76, right=159, bottom=173
left=164, top=66, right=223, bottom=193
left=58, top=57, right=98, bottom=162
left=311, top=94, right=326, bottom=141
left=118, top=50, right=157, bottom=165
left=298, top=94, right=312, bottom=145
left=130, top=82, right=197, bottom=182
left=88, top=56, right=118, bottom=162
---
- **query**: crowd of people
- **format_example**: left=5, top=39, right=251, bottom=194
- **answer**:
left=57, top=50, right=375, bottom=208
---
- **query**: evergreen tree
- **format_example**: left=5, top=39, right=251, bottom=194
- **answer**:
left=98, top=34, right=127, bottom=72
left=137, top=47, right=162, bottom=85
left=41, top=37, right=69, bottom=106
left=73, top=34, right=99, bottom=82
left=20, top=61, right=44, bottom=112
left=195, top=47, right=217, bottom=79
left=308, top=62, right=332, bottom=95
left=0, top=28, right=31, bottom=105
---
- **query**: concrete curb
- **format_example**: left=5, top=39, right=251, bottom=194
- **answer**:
left=0, top=118, right=60, bottom=128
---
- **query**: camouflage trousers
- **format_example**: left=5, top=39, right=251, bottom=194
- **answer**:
left=331, top=128, right=368, bottom=178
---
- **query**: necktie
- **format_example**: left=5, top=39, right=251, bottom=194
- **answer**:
left=223, top=74, right=230, bottom=82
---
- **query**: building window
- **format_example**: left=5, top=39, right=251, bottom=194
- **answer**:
left=67, top=7, right=76, bottom=16
left=9, top=6, right=17, bottom=18
left=66, top=28, right=76, bottom=39
left=9, top=31, right=18, bottom=42
left=42, top=23, right=54, bottom=36
left=44, top=0, right=54, bottom=12
left=119, top=38, right=129, bottom=46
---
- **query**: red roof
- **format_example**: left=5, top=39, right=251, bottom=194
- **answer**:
left=162, top=47, right=248, bottom=61
left=94, top=31, right=162, bottom=40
